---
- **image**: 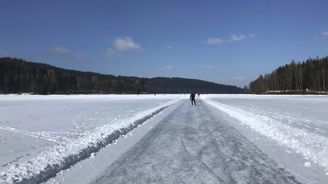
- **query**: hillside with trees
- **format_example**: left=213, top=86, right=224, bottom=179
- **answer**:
left=249, top=56, right=328, bottom=94
left=0, top=57, right=244, bottom=94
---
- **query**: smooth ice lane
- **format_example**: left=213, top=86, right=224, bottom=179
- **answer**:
left=91, top=100, right=300, bottom=184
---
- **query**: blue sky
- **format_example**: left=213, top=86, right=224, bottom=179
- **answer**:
left=1, top=0, right=328, bottom=87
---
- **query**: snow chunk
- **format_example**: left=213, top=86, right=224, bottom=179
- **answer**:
left=304, top=161, right=311, bottom=167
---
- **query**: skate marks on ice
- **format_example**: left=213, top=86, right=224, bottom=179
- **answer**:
left=92, top=100, right=300, bottom=184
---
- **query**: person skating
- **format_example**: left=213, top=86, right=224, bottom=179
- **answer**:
left=190, top=93, right=196, bottom=105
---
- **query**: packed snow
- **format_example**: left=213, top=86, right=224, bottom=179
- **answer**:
left=0, top=95, right=182, bottom=183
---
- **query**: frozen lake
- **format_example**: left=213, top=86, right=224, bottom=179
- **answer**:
left=0, top=95, right=182, bottom=183
left=1, top=94, right=328, bottom=184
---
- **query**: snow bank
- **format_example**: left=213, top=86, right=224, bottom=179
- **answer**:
left=0, top=98, right=180, bottom=184
left=204, top=98, right=328, bottom=175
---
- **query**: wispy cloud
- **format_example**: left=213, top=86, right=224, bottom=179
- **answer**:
left=206, top=33, right=254, bottom=45
left=200, top=64, right=213, bottom=69
left=105, top=48, right=116, bottom=57
left=106, top=36, right=142, bottom=58
left=321, top=31, right=328, bottom=37
left=48, top=46, right=90, bottom=59
left=229, top=34, right=246, bottom=42
left=49, top=46, right=70, bottom=55
left=248, top=33, right=255, bottom=38
left=114, top=37, right=141, bottom=51
left=165, top=65, right=173, bottom=70
left=207, top=38, right=224, bottom=45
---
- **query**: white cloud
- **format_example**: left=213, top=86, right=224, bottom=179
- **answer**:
left=106, top=36, right=142, bottom=58
left=48, top=46, right=89, bottom=59
left=114, top=37, right=141, bottom=51
left=207, top=37, right=224, bottom=45
left=207, top=33, right=254, bottom=45
left=200, top=64, right=213, bottom=69
left=229, top=34, right=246, bottom=42
left=321, top=31, right=328, bottom=36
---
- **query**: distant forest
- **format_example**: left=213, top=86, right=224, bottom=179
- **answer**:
left=249, top=56, right=328, bottom=94
left=0, top=57, right=244, bottom=94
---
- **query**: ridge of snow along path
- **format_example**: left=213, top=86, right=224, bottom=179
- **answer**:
left=204, top=97, right=328, bottom=174
left=203, top=94, right=328, bottom=183
left=0, top=95, right=182, bottom=184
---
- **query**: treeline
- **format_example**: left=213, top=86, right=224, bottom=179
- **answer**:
left=0, top=57, right=244, bottom=94
left=249, top=56, right=328, bottom=94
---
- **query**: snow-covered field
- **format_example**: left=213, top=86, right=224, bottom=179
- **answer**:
left=204, top=94, right=328, bottom=184
left=1, top=94, right=328, bottom=184
left=0, top=95, right=182, bottom=183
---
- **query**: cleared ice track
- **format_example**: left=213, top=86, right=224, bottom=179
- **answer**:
left=91, top=100, right=300, bottom=184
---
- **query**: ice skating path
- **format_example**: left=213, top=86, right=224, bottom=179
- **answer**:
left=91, top=100, right=300, bottom=184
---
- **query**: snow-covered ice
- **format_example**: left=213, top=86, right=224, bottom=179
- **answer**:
left=1, top=94, right=328, bottom=184
left=0, top=94, right=182, bottom=183
left=204, top=94, right=328, bottom=184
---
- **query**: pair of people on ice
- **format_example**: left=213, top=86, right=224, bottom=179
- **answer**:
left=190, top=93, right=197, bottom=105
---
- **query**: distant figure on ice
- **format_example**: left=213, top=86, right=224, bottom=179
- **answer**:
left=190, top=93, right=196, bottom=106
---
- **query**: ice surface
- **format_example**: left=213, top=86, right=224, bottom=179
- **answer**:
left=0, top=95, right=182, bottom=183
